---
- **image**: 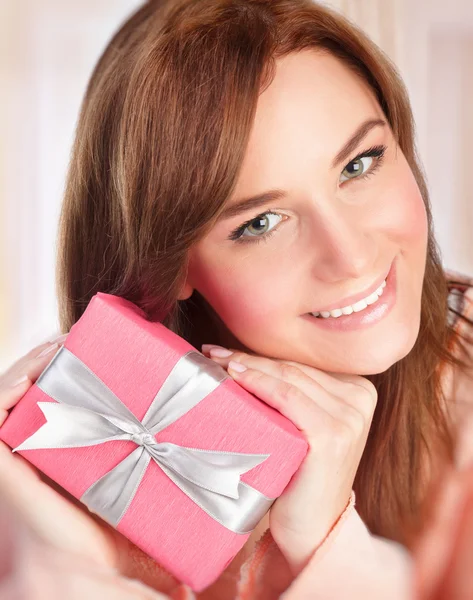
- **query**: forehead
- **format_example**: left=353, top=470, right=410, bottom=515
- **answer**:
left=233, top=50, right=384, bottom=193
left=255, top=49, right=381, bottom=140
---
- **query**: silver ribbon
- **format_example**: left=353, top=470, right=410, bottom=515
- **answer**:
left=13, top=347, right=275, bottom=533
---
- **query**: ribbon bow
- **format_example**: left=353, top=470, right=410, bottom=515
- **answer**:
left=13, top=347, right=274, bottom=533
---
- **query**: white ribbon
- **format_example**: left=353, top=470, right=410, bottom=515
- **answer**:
left=13, top=347, right=275, bottom=532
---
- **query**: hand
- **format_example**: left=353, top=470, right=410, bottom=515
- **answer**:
left=0, top=491, right=168, bottom=600
left=0, top=337, right=177, bottom=596
left=201, top=344, right=377, bottom=576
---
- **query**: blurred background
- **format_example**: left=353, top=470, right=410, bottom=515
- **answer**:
left=0, top=0, right=472, bottom=371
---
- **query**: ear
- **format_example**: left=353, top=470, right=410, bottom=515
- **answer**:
left=177, top=254, right=195, bottom=301
left=177, top=280, right=194, bottom=301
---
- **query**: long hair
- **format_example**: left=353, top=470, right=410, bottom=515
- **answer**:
left=56, top=0, right=473, bottom=548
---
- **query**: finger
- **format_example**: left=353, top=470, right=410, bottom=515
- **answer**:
left=204, top=346, right=375, bottom=401
left=212, top=351, right=371, bottom=423
left=0, top=333, right=68, bottom=383
left=0, top=348, right=48, bottom=386
left=225, top=363, right=336, bottom=436
left=242, top=358, right=360, bottom=425
left=278, top=359, right=376, bottom=399
left=0, top=343, right=63, bottom=419
left=0, top=376, right=32, bottom=418
left=206, top=348, right=350, bottom=393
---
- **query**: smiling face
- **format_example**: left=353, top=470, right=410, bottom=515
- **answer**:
left=179, top=50, right=429, bottom=375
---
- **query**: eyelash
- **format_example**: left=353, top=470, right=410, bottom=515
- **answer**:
left=228, top=144, right=387, bottom=245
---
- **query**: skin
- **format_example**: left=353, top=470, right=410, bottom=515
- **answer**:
left=178, top=46, right=429, bottom=579
left=0, top=50, right=437, bottom=598
left=179, top=49, right=429, bottom=376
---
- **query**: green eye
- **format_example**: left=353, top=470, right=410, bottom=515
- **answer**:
left=340, top=156, right=374, bottom=183
left=229, top=211, right=283, bottom=244
left=244, top=213, right=281, bottom=237
left=339, top=144, right=387, bottom=184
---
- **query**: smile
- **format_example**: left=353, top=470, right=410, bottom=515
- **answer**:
left=311, top=279, right=387, bottom=318
left=303, top=257, right=398, bottom=332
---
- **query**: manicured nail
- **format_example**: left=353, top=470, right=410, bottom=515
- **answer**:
left=228, top=360, right=247, bottom=373
left=201, top=344, right=225, bottom=354
left=36, top=343, right=59, bottom=358
left=11, top=374, right=29, bottom=388
left=50, top=333, right=68, bottom=345
left=209, top=348, right=233, bottom=358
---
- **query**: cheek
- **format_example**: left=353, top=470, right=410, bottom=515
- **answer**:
left=378, top=166, right=428, bottom=248
left=195, top=255, right=291, bottom=330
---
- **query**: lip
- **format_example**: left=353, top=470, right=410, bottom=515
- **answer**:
left=311, top=262, right=393, bottom=314
left=303, top=257, right=398, bottom=332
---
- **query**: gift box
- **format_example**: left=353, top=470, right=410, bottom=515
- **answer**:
left=0, top=292, right=308, bottom=591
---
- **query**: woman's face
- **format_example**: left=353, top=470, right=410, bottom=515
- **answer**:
left=180, top=50, right=428, bottom=375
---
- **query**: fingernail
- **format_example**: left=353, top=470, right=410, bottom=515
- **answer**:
left=50, top=333, right=68, bottom=345
left=201, top=344, right=225, bottom=354
left=11, top=374, right=29, bottom=388
left=228, top=360, right=247, bottom=373
left=36, top=343, right=59, bottom=358
left=209, top=348, right=233, bottom=358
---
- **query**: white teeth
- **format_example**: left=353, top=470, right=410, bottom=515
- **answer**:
left=365, top=292, right=380, bottom=306
left=310, top=277, right=387, bottom=319
left=319, top=309, right=343, bottom=319
left=352, top=299, right=368, bottom=312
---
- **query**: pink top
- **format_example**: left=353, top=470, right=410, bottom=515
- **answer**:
left=121, top=270, right=473, bottom=600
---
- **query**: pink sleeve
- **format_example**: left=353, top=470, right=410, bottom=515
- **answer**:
left=236, top=491, right=414, bottom=600
left=280, top=491, right=414, bottom=599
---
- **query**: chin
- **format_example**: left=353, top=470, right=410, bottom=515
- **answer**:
left=351, top=320, right=421, bottom=376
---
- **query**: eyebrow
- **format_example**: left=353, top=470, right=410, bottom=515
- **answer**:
left=217, top=117, right=387, bottom=222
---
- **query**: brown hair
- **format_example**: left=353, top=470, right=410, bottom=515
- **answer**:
left=56, top=0, right=473, bottom=548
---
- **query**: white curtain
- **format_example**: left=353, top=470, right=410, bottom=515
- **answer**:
left=321, top=0, right=404, bottom=65
left=0, top=0, right=142, bottom=371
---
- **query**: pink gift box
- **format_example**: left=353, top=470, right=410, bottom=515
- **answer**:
left=0, top=292, right=308, bottom=591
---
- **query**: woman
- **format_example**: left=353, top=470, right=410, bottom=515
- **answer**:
left=1, top=0, right=473, bottom=597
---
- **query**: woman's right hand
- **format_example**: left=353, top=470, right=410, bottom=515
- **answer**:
left=0, top=337, right=175, bottom=598
left=201, top=344, right=378, bottom=577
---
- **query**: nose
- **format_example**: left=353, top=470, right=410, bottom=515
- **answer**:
left=309, top=206, right=377, bottom=282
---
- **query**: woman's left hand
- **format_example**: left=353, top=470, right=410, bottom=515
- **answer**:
left=0, top=486, right=169, bottom=600
left=201, top=344, right=377, bottom=576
